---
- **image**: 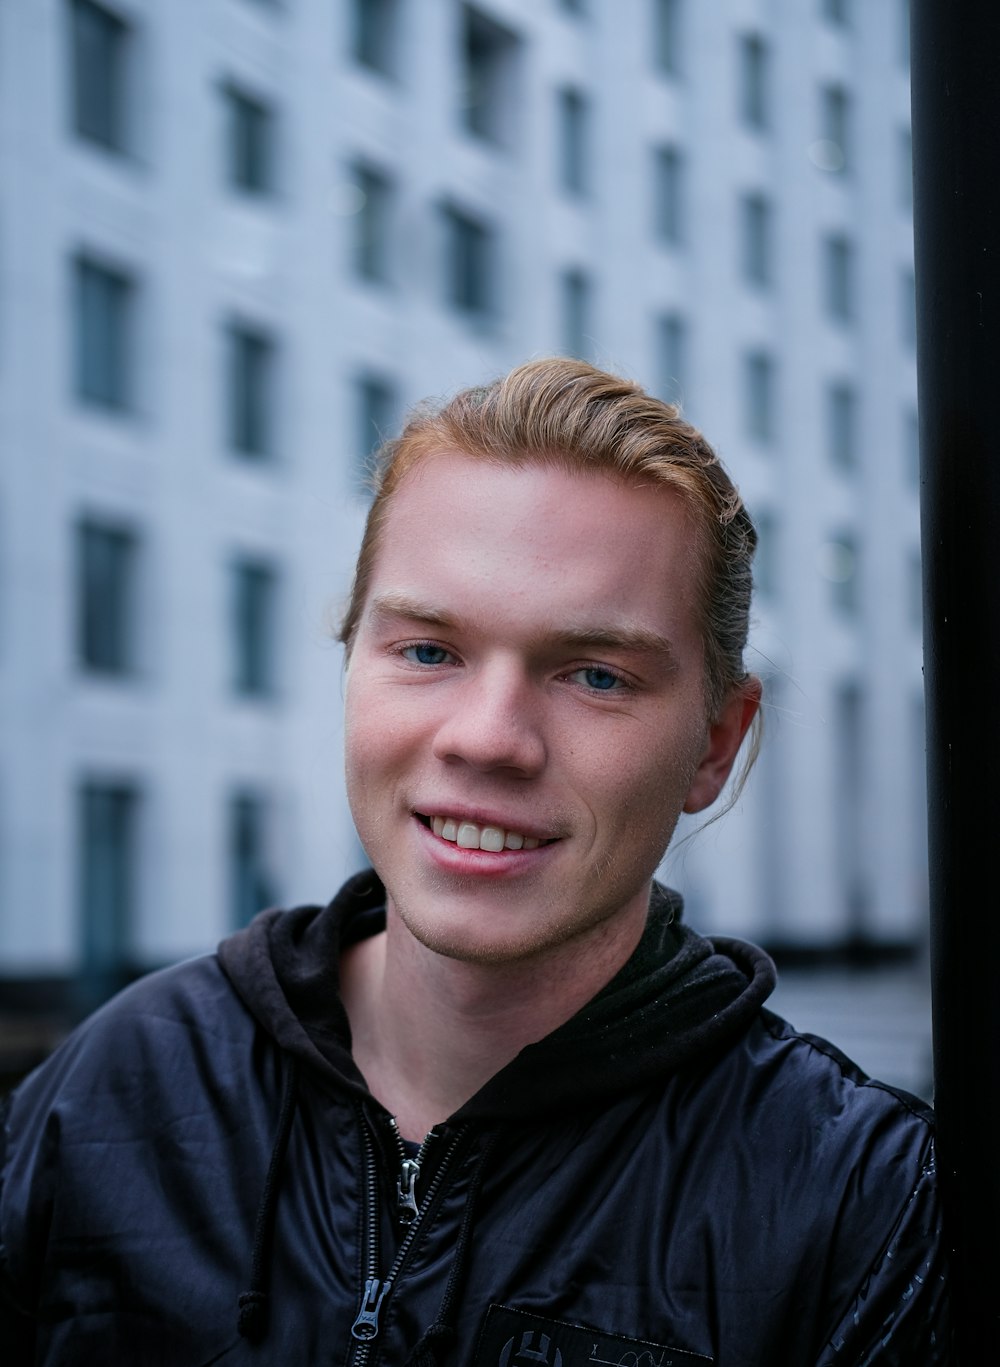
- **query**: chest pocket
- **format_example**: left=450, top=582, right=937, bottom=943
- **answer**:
left=474, top=1304, right=713, bottom=1367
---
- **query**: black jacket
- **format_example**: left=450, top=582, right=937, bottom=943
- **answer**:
left=0, top=874, right=950, bottom=1365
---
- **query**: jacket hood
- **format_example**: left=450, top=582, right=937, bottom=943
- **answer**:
left=217, top=870, right=777, bottom=1122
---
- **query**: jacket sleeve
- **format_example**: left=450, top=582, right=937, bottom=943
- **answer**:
left=0, top=1092, right=41, bottom=1366
left=814, top=1156, right=952, bottom=1366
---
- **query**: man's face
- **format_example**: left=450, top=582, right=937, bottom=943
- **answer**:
left=344, top=451, right=756, bottom=967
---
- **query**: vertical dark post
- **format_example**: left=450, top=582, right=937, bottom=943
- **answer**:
left=911, top=1, right=1000, bottom=1357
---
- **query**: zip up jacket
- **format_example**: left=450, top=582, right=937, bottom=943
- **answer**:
left=0, top=874, right=950, bottom=1365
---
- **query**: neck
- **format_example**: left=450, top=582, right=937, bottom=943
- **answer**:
left=340, top=901, right=647, bottom=1141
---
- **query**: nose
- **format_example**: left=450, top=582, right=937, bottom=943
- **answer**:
left=431, top=659, right=546, bottom=777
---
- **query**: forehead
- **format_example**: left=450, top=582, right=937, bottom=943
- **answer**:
left=364, top=451, right=705, bottom=649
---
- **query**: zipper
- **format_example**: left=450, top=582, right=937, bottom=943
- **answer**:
left=388, top=1115, right=437, bottom=1227
left=348, top=1107, right=468, bottom=1365
left=349, top=1109, right=383, bottom=1367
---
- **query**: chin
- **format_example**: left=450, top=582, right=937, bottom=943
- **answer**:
left=391, top=888, right=630, bottom=971
left=399, top=911, right=548, bottom=966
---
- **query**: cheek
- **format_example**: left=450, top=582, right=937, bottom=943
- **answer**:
left=607, top=720, right=707, bottom=820
left=344, top=674, right=427, bottom=792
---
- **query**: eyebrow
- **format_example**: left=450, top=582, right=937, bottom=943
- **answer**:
left=367, top=591, right=681, bottom=669
left=368, top=592, right=458, bottom=632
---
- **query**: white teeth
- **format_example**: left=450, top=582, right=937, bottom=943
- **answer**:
left=457, top=822, right=480, bottom=849
left=426, top=815, right=545, bottom=852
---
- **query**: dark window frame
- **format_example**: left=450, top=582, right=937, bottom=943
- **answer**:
left=560, top=267, right=591, bottom=359
left=653, top=0, right=682, bottom=77
left=556, top=86, right=589, bottom=197
left=229, top=788, right=278, bottom=927
left=77, top=516, right=139, bottom=677
left=222, top=80, right=277, bottom=197
left=350, top=160, right=395, bottom=284
left=225, top=320, right=278, bottom=460
left=69, top=0, right=131, bottom=154
left=460, top=5, right=520, bottom=147
left=441, top=203, right=497, bottom=321
left=744, top=349, right=776, bottom=443
left=824, top=232, right=855, bottom=322
left=354, top=371, right=398, bottom=493
left=656, top=311, right=687, bottom=408
left=231, top=555, right=279, bottom=699
left=351, top=0, right=400, bottom=78
left=738, top=32, right=768, bottom=131
left=73, top=252, right=136, bottom=412
left=78, top=777, right=141, bottom=993
left=741, top=191, right=772, bottom=287
left=653, top=144, right=684, bottom=246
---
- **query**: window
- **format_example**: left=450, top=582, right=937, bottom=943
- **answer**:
left=652, top=145, right=684, bottom=246
left=823, top=233, right=854, bottom=322
left=820, top=83, right=850, bottom=172
left=77, top=517, right=138, bottom=676
left=441, top=204, right=496, bottom=320
left=900, top=267, right=916, bottom=349
left=222, top=82, right=276, bottom=196
left=821, top=0, right=850, bottom=26
left=70, top=0, right=131, bottom=153
left=78, top=779, right=140, bottom=992
left=231, top=557, right=279, bottom=698
left=740, top=192, right=772, bottom=287
left=229, top=790, right=277, bottom=928
left=653, top=0, right=682, bottom=76
left=656, top=312, right=687, bottom=407
left=460, top=6, right=520, bottom=146
left=354, top=371, right=398, bottom=492
left=351, top=0, right=399, bottom=76
left=560, top=268, right=590, bottom=359
left=350, top=161, right=394, bottom=283
left=754, top=508, right=778, bottom=599
left=904, top=405, right=919, bottom=486
left=898, top=127, right=913, bottom=211
left=225, top=321, right=277, bottom=459
left=744, top=350, right=775, bottom=442
left=822, top=532, right=859, bottom=613
left=826, top=381, right=857, bottom=469
left=73, top=254, right=135, bottom=411
left=738, top=33, right=768, bottom=131
left=899, top=0, right=911, bottom=69
left=556, top=87, right=588, bottom=197
left=907, top=547, right=923, bottom=632
left=833, top=680, right=867, bottom=932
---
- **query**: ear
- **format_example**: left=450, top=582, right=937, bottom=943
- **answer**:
left=682, top=677, right=762, bottom=815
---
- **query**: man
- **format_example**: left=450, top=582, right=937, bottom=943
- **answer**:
left=1, top=360, right=949, bottom=1364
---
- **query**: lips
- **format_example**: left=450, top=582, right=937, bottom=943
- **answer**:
left=419, top=813, right=553, bottom=852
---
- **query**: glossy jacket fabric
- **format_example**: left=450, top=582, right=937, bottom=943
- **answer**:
left=0, top=875, right=950, bottom=1366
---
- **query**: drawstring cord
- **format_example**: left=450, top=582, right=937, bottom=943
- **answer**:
left=405, top=1130, right=499, bottom=1367
left=237, top=1058, right=299, bottom=1343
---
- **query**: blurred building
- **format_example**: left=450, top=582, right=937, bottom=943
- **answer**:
left=0, top=0, right=922, bottom=1038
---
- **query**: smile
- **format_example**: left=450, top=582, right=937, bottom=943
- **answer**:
left=420, top=814, right=550, bottom=852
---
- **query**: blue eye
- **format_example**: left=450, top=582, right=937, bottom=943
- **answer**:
left=570, top=666, right=624, bottom=691
left=403, top=642, right=451, bottom=666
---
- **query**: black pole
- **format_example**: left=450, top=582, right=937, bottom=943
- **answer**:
left=911, top=1, right=1000, bottom=1358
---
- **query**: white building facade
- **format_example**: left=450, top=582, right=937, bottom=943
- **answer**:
left=0, top=0, right=923, bottom=1004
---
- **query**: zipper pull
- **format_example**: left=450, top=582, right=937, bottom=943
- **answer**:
left=397, top=1157, right=421, bottom=1224
left=351, top=1276, right=392, bottom=1341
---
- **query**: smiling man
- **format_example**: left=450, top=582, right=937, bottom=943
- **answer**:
left=1, top=361, right=949, bottom=1365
